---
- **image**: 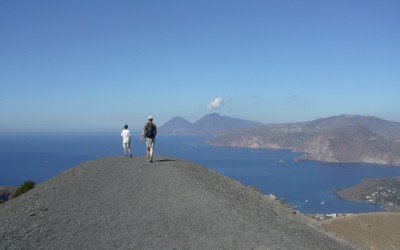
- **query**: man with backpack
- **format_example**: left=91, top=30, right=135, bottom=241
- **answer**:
left=141, top=116, right=157, bottom=162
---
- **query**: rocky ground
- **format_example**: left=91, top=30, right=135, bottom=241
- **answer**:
left=0, top=157, right=355, bottom=249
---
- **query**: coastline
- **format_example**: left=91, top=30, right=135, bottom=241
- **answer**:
left=208, top=141, right=400, bottom=168
left=3, top=134, right=400, bottom=216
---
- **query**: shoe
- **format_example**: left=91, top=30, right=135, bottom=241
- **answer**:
left=129, top=155, right=133, bottom=158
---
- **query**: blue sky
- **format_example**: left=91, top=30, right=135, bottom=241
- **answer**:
left=1, top=0, right=399, bottom=131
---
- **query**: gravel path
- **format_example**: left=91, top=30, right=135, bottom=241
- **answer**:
left=0, top=157, right=355, bottom=249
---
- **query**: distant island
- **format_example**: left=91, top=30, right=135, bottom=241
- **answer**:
left=159, top=113, right=263, bottom=137
left=334, top=177, right=400, bottom=212
left=204, top=115, right=400, bottom=167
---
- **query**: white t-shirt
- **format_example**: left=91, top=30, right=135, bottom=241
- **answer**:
left=121, top=129, right=131, bottom=143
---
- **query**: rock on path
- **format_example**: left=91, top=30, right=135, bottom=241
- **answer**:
left=0, top=157, right=355, bottom=249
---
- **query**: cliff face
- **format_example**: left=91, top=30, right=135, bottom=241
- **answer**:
left=299, top=126, right=400, bottom=166
left=208, top=115, right=400, bottom=167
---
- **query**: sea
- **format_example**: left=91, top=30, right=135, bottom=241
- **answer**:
left=2, top=132, right=400, bottom=215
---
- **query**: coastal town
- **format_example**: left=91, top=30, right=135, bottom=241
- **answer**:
left=360, top=181, right=400, bottom=212
left=310, top=213, right=354, bottom=221
left=334, top=177, right=400, bottom=212
left=364, top=186, right=398, bottom=204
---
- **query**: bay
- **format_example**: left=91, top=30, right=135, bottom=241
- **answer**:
left=2, top=132, right=400, bottom=214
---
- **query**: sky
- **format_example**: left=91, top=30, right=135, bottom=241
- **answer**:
left=1, top=0, right=400, bottom=131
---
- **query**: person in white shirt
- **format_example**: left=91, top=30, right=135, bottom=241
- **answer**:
left=121, top=124, right=133, bottom=158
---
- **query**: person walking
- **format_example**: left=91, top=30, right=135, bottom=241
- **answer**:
left=121, top=124, right=133, bottom=158
left=141, top=116, right=157, bottom=162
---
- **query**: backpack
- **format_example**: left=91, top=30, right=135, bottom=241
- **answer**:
left=144, top=123, right=156, bottom=138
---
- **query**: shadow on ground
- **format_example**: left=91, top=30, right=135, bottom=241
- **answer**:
left=156, top=159, right=176, bottom=162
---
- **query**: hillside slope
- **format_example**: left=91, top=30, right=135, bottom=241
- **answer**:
left=0, top=158, right=354, bottom=249
left=323, top=213, right=400, bottom=250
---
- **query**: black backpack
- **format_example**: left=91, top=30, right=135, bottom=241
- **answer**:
left=144, top=123, right=156, bottom=138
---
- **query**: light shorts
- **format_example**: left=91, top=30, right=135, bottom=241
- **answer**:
left=146, top=138, right=155, bottom=149
left=123, top=141, right=131, bottom=149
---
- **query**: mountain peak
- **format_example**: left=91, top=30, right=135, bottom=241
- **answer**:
left=204, top=113, right=221, bottom=117
left=170, top=116, right=191, bottom=122
left=158, top=116, right=192, bottom=135
left=0, top=158, right=353, bottom=249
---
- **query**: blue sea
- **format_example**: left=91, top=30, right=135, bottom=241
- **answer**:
left=2, top=132, right=400, bottom=214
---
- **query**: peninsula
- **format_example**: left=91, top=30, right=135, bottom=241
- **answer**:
left=334, top=177, right=400, bottom=212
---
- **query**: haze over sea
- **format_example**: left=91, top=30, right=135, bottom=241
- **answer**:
left=2, top=132, right=400, bottom=214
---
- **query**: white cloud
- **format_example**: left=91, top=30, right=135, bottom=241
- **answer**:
left=207, top=97, right=223, bottom=110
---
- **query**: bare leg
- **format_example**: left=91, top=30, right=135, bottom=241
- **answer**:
left=128, top=148, right=132, bottom=157
left=124, top=148, right=128, bottom=157
left=149, top=147, right=154, bottom=162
